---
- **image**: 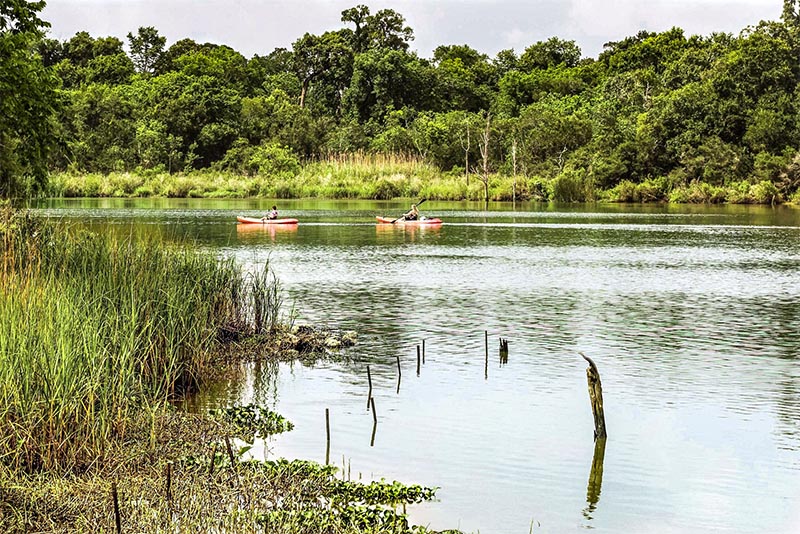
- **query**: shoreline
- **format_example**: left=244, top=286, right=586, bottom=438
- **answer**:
left=2, top=318, right=446, bottom=533
left=0, top=210, right=447, bottom=533
left=45, top=169, right=799, bottom=205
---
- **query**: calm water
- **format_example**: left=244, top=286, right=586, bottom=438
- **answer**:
left=36, top=198, right=800, bottom=533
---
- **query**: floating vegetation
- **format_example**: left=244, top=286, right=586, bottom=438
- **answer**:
left=179, top=456, right=439, bottom=532
left=209, top=404, right=295, bottom=441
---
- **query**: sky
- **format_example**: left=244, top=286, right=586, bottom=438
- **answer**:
left=42, top=0, right=783, bottom=60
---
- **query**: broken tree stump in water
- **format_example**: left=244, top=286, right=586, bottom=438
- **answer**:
left=580, top=352, right=607, bottom=440
left=499, top=338, right=509, bottom=365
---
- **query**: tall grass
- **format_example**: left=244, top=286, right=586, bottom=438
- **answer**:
left=0, top=209, right=275, bottom=473
left=46, top=153, right=792, bottom=204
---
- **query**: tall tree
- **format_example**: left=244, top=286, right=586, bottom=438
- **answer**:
left=292, top=31, right=353, bottom=109
left=0, top=0, right=57, bottom=197
left=519, top=37, right=581, bottom=71
left=341, top=5, right=413, bottom=52
left=475, top=112, right=491, bottom=204
left=782, top=0, right=800, bottom=27
left=127, top=26, right=165, bottom=74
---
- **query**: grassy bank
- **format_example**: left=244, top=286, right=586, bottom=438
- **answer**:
left=0, top=209, right=443, bottom=532
left=0, top=208, right=275, bottom=472
left=47, top=153, right=800, bottom=204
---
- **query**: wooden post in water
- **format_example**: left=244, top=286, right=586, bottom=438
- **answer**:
left=580, top=352, right=607, bottom=440
left=484, top=330, right=489, bottom=380
left=366, top=365, right=373, bottom=409
left=416, top=345, right=421, bottom=376
left=499, top=338, right=509, bottom=365
left=422, top=339, right=426, bottom=364
left=325, top=408, right=331, bottom=465
left=111, top=482, right=121, bottom=534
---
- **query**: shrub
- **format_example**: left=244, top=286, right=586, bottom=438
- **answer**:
left=249, top=143, right=301, bottom=178
left=749, top=180, right=781, bottom=204
left=552, top=169, right=592, bottom=202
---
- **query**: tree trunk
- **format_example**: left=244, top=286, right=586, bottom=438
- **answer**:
left=479, top=113, right=491, bottom=205
left=580, top=352, right=607, bottom=439
left=300, top=78, right=309, bottom=108
left=465, top=127, right=470, bottom=187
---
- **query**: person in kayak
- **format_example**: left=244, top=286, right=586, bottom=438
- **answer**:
left=263, top=205, right=278, bottom=221
left=402, top=203, right=420, bottom=221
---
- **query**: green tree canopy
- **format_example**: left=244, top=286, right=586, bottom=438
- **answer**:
left=0, top=0, right=57, bottom=197
left=127, top=26, right=166, bottom=74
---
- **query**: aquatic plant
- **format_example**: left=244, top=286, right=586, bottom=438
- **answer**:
left=209, top=404, right=294, bottom=441
left=0, top=208, right=278, bottom=473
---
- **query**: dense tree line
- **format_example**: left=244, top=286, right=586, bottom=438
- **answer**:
left=5, top=1, right=800, bottom=201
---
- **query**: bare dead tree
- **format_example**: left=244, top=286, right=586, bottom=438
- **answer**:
left=557, top=145, right=568, bottom=173
left=511, top=137, right=518, bottom=205
left=474, top=112, right=491, bottom=206
left=458, top=114, right=471, bottom=187
left=411, top=129, right=429, bottom=160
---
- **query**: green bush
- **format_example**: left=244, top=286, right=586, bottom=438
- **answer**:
left=749, top=180, right=781, bottom=204
left=552, top=169, right=592, bottom=202
left=673, top=181, right=727, bottom=203
left=249, top=142, right=301, bottom=178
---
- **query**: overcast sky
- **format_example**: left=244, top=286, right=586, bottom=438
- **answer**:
left=42, top=0, right=782, bottom=59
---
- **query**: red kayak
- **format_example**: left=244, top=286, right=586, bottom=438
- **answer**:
left=237, top=216, right=299, bottom=225
left=375, top=216, right=442, bottom=225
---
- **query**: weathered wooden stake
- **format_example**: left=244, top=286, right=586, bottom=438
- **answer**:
left=208, top=442, right=217, bottom=476
left=580, top=352, right=607, bottom=439
left=325, top=408, right=331, bottom=465
left=370, top=397, right=377, bottom=425
left=416, top=345, right=421, bottom=376
left=422, top=339, right=426, bottom=364
left=499, top=337, right=509, bottom=365
left=484, top=330, right=489, bottom=380
left=366, top=365, right=373, bottom=409
left=165, top=462, right=172, bottom=503
left=224, top=435, right=236, bottom=467
left=111, top=482, right=121, bottom=534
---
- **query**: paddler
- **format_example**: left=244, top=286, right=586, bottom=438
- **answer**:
left=262, top=205, right=278, bottom=221
left=402, top=203, right=420, bottom=221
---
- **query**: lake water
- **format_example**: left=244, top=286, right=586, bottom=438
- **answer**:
left=36, top=198, right=800, bottom=533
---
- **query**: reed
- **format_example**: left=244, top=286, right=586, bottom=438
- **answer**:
left=0, top=208, right=278, bottom=473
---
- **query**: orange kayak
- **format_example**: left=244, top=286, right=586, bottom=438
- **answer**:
left=237, top=216, right=299, bottom=225
left=376, top=216, right=442, bottom=225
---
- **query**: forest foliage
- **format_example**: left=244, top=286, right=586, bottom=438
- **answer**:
left=6, top=1, right=800, bottom=202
